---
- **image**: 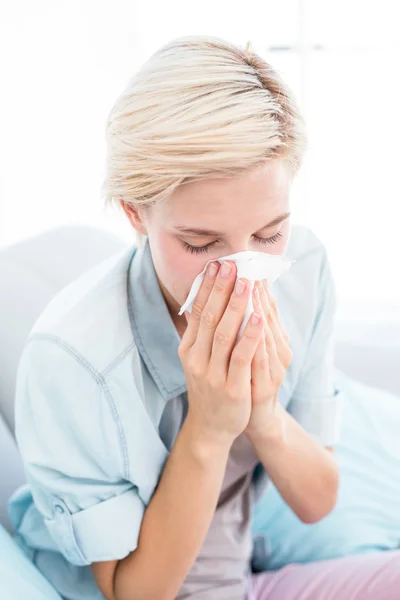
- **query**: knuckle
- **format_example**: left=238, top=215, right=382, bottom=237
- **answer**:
left=272, top=366, right=286, bottom=385
left=243, top=326, right=260, bottom=341
left=255, top=354, right=268, bottom=370
left=226, top=384, right=242, bottom=401
left=201, top=308, right=218, bottom=330
left=214, top=328, right=231, bottom=347
left=202, top=277, right=216, bottom=293
left=177, top=342, right=187, bottom=358
left=191, top=300, right=204, bottom=320
left=213, top=280, right=228, bottom=294
left=283, top=348, right=293, bottom=368
left=231, top=350, right=249, bottom=368
left=207, top=374, right=224, bottom=390
left=228, top=297, right=244, bottom=313
left=186, top=357, right=204, bottom=377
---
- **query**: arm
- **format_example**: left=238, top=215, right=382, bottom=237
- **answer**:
left=95, top=259, right=269, bottom=600
left=17, top=261, right=265, bottom=600
left=246, top=247, right=341, bottom=523
left=16, top=339, right=231, bottom=600
left=92, top=414, right=231, bottom=600
left=247, top=404, right=339, bottom=524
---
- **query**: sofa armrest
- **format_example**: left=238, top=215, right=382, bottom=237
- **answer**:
left=0, top=413, right=26, bottom=532
left=334, top=308, right=400, bottom=397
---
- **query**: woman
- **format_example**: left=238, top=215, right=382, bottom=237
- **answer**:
left=10, top=35, right=400, bottom=600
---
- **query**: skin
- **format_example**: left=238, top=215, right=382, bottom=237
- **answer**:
left=91, top=158, right=338, bottom=600
left=122, top=153, right=336, bottom=452
left=122, top=157, right=335, bottom=444
left=122, top=159, right=292, bottom=338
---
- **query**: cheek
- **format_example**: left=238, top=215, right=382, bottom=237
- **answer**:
left=155, top=236, right=208, bottom=302
left=173, top=252, right=210, bottom=300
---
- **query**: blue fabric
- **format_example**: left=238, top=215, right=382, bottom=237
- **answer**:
left=0, top=525, right=61, bottom=600
left=8, top=225, right=342, bottom=600
left=252, top=368, right=400, bottom=569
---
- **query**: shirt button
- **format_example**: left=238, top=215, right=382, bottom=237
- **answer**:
left=54, top=504, right=64, bottom=515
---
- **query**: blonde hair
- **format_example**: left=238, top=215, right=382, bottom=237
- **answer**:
left=102, top=35, right=308, bottom=247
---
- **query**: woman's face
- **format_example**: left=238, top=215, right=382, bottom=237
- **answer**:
left=124, top=159, right=292, bottom=326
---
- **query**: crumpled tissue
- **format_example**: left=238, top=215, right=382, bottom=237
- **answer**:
left=178, top=250, right=293, bottom=340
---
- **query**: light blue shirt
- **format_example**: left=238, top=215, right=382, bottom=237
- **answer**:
left=9, top=225, right=342, bottom=600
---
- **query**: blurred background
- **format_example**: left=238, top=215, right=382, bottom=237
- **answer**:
left=1, top=0, right=399, bottom=318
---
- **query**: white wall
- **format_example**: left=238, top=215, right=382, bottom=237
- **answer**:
left=1, top=0, right=399, bottom=315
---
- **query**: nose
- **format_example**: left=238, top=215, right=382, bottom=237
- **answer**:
left=227, top=243, right=251, bottom=254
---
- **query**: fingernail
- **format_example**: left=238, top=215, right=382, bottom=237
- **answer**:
left=208, top=262, right=218, bottom=277
left=234, top=278, right=246, bottom=296
left=251, top=312, right=261, bottom=325
left=220, top=261, right=232, bottom=277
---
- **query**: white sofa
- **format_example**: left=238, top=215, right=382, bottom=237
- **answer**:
left=1, top=225, right=399, bottom=533
left=0, top=226, right=127, bottom=531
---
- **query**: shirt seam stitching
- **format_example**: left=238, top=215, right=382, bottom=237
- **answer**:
left=28, top=333, right=130, bottom=479
left=102, top=341, right=136, bottom=377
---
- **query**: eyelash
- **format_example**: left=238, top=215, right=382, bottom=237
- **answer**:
left=181, top=231, right=284, bottom=255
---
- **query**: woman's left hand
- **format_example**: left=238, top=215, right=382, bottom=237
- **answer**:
left=244, top=279, right=293, bottom=441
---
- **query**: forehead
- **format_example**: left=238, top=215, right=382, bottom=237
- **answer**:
left=159, top=160, right=291, bottom=226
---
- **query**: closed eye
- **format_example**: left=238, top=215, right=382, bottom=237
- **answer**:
left=181, top=231, right=284, bottom=255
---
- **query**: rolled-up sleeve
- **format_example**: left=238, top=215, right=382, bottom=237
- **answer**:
left=13, top=338, right=145, bottom=566
left=287, top=250, right=343, bottom=447
left=43, top=488, right=145, bottom=565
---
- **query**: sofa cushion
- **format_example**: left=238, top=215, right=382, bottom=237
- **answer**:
left=252, top=368, right=400, bottom=569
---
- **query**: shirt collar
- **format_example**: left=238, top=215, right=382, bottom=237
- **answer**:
left=127, top=236, right=187, bottom=401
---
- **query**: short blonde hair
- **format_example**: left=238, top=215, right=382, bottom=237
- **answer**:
left=102, top=35, right=308, bottom=246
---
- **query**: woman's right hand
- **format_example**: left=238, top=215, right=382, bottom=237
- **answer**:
left=178, top=260, right=264, bottom=446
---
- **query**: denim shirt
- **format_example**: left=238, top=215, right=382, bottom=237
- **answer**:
left=9, top=225, right=342, bottom=600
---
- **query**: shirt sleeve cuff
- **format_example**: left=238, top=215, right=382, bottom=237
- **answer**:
left=45, top=488, right=145, bottom=565
left=288, top=388, right=343, bottom=447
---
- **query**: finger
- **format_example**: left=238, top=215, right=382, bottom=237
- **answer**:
left=194, top=261, right=238, bottom=363
left=209, top=276, right=252, bottom=377
left=251, top=334, right=271, bottom=403
left=263, top=318, right=285, bottom=385
left=263, top=279, right=278, bottom=315
left=257, top=281, right=287, bottom=360
left=181, top=261, right=220, bottom=349
left=260, top=281, right=293, bottom=370
left=263, top=280, right=290, bottom=342
left=254, top=282, right=291, bottom=375
left=252, top=283, right=264, bottom=323
left=227, top=310, right=264, bottom=391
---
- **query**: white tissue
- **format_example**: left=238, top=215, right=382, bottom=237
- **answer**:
left=178, top=250, right=293, bottom=340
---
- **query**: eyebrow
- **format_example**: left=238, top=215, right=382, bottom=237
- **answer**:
left=174, top=212, right=291, bottom=236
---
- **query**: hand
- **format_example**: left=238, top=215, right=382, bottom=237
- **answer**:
left=245, top=279, right=293, bottom=441
left=178, top=261, right=264, bottom=447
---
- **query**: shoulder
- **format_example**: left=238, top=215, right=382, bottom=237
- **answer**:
left=274, top=225, right=336, bottom=372
left=14, top=335, right=126, bottom=488
left=15, top=243, right=139, bottom=457
left=15, top=243, right=168, bottom=490
left=277, top=224, right=334, bottom=305
left=28, top=245, right=138, bottom=373
left=285, top=224, right=330, bottom=270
